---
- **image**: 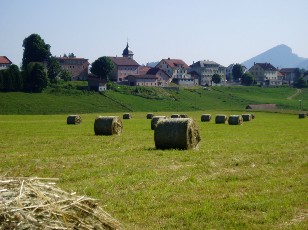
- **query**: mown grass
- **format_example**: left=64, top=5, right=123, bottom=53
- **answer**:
left=0, top=112, right=307, bottom=229
left=0, top=86, right=307, bottom=114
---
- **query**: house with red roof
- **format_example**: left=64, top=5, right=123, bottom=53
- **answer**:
left=279, top=68, right=300, bottom=85
left=126, top=67, right=171, bottom=87
left=56, top=57, right=89, bottom=80
left=155, top=58, right=197, bottom=86
left=0, top=56, right=12, bottom=70
left=248, top=62, right=281, bottom=86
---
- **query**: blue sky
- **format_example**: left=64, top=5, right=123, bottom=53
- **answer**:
left=1, top=0, right=308, bottom=67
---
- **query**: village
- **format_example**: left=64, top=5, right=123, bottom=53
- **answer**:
left=0, top=41, right=304, bottom=92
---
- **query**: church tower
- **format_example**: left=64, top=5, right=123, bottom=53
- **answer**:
left=122, top=42, right=134, bottom=59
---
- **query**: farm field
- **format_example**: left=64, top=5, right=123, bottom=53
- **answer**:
left=0, top=111, right=307, bottom=229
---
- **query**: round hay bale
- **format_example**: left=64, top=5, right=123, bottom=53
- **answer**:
left=242, top=114, right=252, bottom=121
left=94, top=116, right=123, bottom=135
left=298, top=113, right=306, bottom=119
left=171, top=114, right=180, bottom=118
left=123, top=113, right=132, bottom=119
left=0, top=177, right=123, bottom=229
left=201, top=114, right=212, bottom=122
left=180, top=114, right=188, bottom=118
left=151, top=116, right=166, bottom=130
left=154, top=118, right=201, bottom=150
left=146, top=113, right=154, bottom=119
left=215, top=115, right=227, bottom=124
left=228, top=115, right=243, bottom=125
left=251, top=113, right=255, bottom=119
left=67, top=115, right=82, bottom=125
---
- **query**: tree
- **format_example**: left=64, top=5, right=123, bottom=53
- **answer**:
left=68, top=53, right=76, bottom=58
left=24, top=62, right=49, bottom=92
left=47, top=57, right=62, bottom=83
left=295, top=77, right=307, bottom=88
left=212, top=74, right=222, bottom=84
left=90, top=57, right=114, bottom=80
left=8, top=64, right=23, bottom=91
left=0, top=70, right=4, bottom=91
left=241, top=72, right=255, bottom=86
left=22, top=34, right=51, bottom=69
left=232, top=64, right=244, bottom=81
left=59, top=69, right=71, bottom=82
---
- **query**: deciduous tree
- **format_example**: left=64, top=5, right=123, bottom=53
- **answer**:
left=212, top=74, right=222, bottom=84
left=241, top=72, right=255, bottom=86
left=232, top=64, right=244, bottom=81
left=47, top=57, right=62, bottom=83
left=90, top=57, right=114, bottom=81
left=22, top=34, right=51, bottom=69
left=24, top=62, right=49, bottom=92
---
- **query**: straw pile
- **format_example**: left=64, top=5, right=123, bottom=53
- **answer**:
left=180, top=114, right=188, bottom=118
left=201, top=114, right=211, bottom=122
left=215, top=115, right=227, bottom=124
left=122, top=113, right=132, bottom=119
left=228, top=115, right=243, bottom=125
left=298, top=113, right=306, bottom=119
left=94, top=116, right=123, bottom=135
left=146, top=113, right=154, bottom=119
left=0, top=177, right=123, bottom=230
left=154, top=118, right=201, bottom=150
left=67, top=115, right=82, bottom=125
left=171, top=114, right=180, bottom=118
left=151, top=116, right=166, bottom=130
left=242, top=114, right=252, bottom=121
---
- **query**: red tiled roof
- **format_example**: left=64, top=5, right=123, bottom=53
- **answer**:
left=277, top=71, right=284, bottom=77
left=162, top=58, right=189, bottom=69
left=279, top=68, right=298, bottom=73
left=110, top=57, right=139, bottom=66
left=0, top=56, right=12, bottom=64
left=146, top=67, right=171, bottom=78
left=139, top=66, right=151, bottom=75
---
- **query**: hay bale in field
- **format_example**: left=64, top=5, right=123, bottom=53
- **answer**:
left=180, top=114, right=188, bottom=118
left=154, top=118, right=201, bottom=150
left=201, top=114, right=212, bottom=122
left=298, top=113, right=306, bottom=119
left=228, top=115, right=243, bottom=125
left=0, top=177, right=123, bottom=230
left=242, top=114, right=252, bottom=121
left=123, top=113, right=132, bottom=119
left=146, top=113, right=154, bottom=119
left=215, top=115, right=227, bottom=124
left=171, top=114, right=180, bottom=118
left=67, top=115, right=82, bottom=124
left=151, top=116, right=166, bottom=130
left=94, top=116, right=122, bottom=135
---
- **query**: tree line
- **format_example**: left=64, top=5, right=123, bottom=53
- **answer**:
left=0, top=34, right=71, bottom=92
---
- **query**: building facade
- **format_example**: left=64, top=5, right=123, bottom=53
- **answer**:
left=0, top=56, right=12, bottom=70
left=109, top=57, right=140, bottom=82
left=56, top=57, right=89, bottom=81
left=189, top=60, right=226, bottom=86
left=156, top=58, right=190, bottom=80
left=279, top=68, right=300, bottom=85
left=248, top=63, right=281, bottom=85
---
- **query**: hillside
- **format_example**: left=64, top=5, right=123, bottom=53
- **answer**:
left=0, top=85, right=307, bottom=114
left=242, top=44, right=308, bottom=69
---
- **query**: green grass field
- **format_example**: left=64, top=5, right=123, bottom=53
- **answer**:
left=1, top=86, right=307, bottom=114
left=0, top=112, right=307, bottom=229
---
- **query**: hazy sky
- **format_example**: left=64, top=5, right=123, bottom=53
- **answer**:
left=1, top=0, right=308, bottom=67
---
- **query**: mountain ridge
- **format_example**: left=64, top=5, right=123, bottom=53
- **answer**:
left=242, top=44, right=308, bottom=69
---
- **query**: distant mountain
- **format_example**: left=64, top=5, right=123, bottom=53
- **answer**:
left=242, top=44, right=308, bottom=69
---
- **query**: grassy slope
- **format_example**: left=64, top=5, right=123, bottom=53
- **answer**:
left=0, top=86, right=307, bottom=114
left=0, top=112, right=307, bottom=229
